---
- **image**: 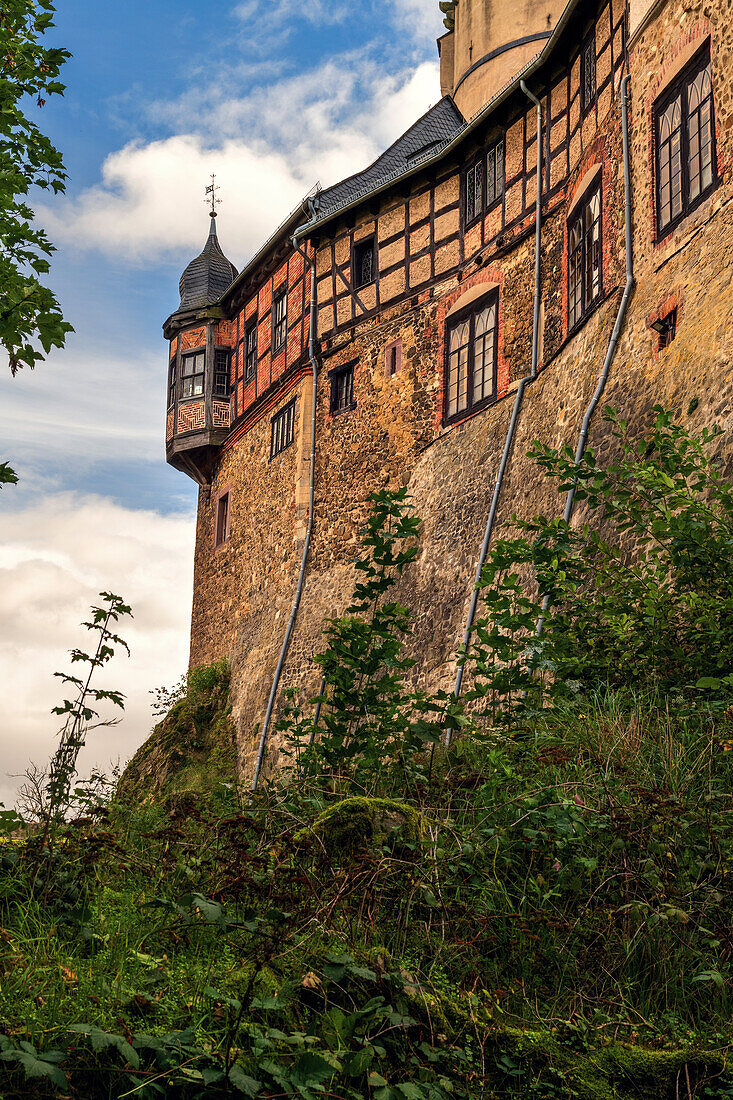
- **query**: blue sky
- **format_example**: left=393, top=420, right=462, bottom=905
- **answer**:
left=0, top=0, right=445, bottom=805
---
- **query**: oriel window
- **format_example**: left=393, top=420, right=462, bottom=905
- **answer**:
left=655, top=45, right=716, bottom=238
left=272, top=291, right=288, bottom=352
left=213, top=349, right=230, bottom=397
left=330, top=362, right=355, bottom=414
left=245, top=321, right=258, bottom=381
left=568, top=180, right=602, bottom=332
left=180, top=350, right=205, bottom=399
left=465, top=158, right=483, bottom=225
left=271, top=398, right=296, bottom=458
left=581, top=31, right=596, bottom=115
left=445, top=292, right=498, bottom=423
left=353, top=237, right=375, bottom=289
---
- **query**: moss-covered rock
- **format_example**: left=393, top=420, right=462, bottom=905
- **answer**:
left=295, top=797, right=422, bottom=855
left=400, top=981, right=725, bottom=1099
left=117, top=661, right=237, bottom=805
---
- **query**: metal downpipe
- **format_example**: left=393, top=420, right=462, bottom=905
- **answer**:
left=446, top=80, right=544, bottom=743
left=536, top=73, right=634, bottom=634
left=251, top=218, right=319, bottom=792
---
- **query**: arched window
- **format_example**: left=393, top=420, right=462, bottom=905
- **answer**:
left=655, top=45, right=716, bottom=237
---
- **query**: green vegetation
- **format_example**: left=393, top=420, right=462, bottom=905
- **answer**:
left=0, top=0, right=72, bottom=376
left=1, top=409, right=733, bottom=1097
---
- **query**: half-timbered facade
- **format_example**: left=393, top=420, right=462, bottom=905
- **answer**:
left=163, top=0, right=733, bottom=776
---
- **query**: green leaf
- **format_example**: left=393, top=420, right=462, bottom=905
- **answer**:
left=292, top=1052, right=334, bottom=1086
left=227, top=1063, right=262, bottom=1095
left=69, top=1024, right=140, bottom=1068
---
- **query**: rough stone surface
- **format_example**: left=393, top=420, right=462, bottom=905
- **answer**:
left=170, top=0, right=733, bottom=781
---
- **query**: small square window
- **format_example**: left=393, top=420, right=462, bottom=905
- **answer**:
left=353, top=238, right=375, bottom=289
left=180, top=351, right=205, bottom=399
left=330, top=362, right=355, bottom=414
left=271, top=398, right=296, bottom=457
left=245, top=321, right=258, bottom=381
left=272, top=291, right=287, bottom=352
left=215, top=492, right=230, bottom=547
left=213, top=349, right=230, bottom=397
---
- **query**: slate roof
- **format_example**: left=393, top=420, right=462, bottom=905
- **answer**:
left=178, top=216, right=238, bottom=312
left=314, top=96, right=465, bottom=222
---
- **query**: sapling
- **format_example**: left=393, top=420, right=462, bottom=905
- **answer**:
left=44, top=591, right=132, bottom=829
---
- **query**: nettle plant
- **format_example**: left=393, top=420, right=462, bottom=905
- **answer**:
left=280, top=488, right=465, bottom=794
left=468, top=405, right=733, bottom=713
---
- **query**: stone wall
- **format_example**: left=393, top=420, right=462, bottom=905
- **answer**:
left=184, top=0, right=733, bottom=779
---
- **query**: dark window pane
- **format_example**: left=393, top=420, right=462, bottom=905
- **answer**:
left=271, top=399, right=295, bottom=457
left=582, top=34, right=596, bottom=112
left=353, top=238, right=375, bottom=289
left=568, top=181, right=602, bottom=330
left=330, top=364, right=355, bottom=413
left=466, top=160, right=482, bottom=223
left=445, top=295, right=498, bottom=422
left=273, top=293, right=287, bottom=351
left=655, top=48, right=715, bottom=236
left=246, top=323, right=258, bottom=380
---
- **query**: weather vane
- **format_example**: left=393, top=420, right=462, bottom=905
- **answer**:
left=205, top=173, right=221, bottom=218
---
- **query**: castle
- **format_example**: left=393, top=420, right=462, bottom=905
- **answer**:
left=163, top=0, right=733, bottom=780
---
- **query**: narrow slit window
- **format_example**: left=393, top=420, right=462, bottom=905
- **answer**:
left=581, top=31, right=596, bottom=114
left=386, top=340, right=401, bottom=377
left=245, top=322, right=258, bottom=381
left=272, top=291, right=287, bottom=352
left=213, top=349, right=230, bottom=397
left=271, top=398, right=296, bottom=457
left=568, top=179, right=602, bottom=331
left=444, top=292, right=498, bottom=423
left=655, top=45, right=716, bottom=237
left=180, top=350, right=205, bottom=399
left=353, top=238, right=375, bottom=289
left=465, top=158, right=483, bottom=225
left=215, top=492, right=230, bottom=547
left=168, top=359, right=176, bottom=408
left=330, top=362, right=355, bottom=414
left=486, top=138, right=504, bottom=208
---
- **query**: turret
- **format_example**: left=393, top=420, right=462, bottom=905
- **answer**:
left=163, top=201, right=238, bottom=486
left=438, top=0, right=567, bottom=119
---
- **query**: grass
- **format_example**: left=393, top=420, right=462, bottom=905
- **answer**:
left=1, top=687, right=732, bottom=1097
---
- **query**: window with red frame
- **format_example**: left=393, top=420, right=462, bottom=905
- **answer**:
left=568, top=179, right=602, bottom=332
left=445, top=292, right=498, bottom=423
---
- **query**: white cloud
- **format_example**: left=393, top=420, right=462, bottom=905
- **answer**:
left=0, top=345, right=166, bottom=465
left=0, top=494, right=194, bottom=808
left=392, top=0, right=445, bottom=42
left=39, top=47, right=441, bottom=266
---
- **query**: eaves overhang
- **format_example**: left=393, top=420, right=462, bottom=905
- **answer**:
left=292, top=0, right=585, bottom=242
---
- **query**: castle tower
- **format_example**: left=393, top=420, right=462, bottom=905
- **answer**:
left=438, top=0, right=567, bottom=119
left=163, top=208, right=238, bottom=485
